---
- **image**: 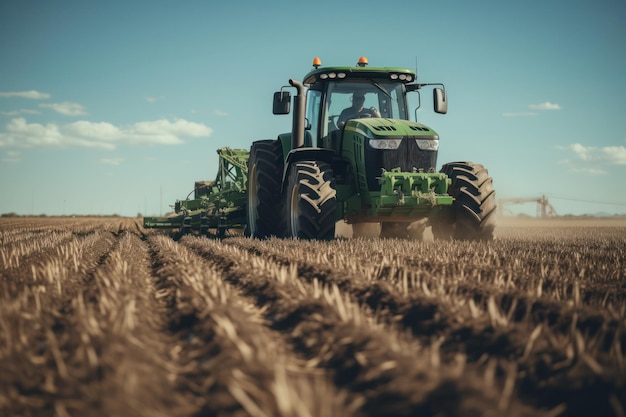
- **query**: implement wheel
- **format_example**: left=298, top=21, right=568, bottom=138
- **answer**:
left=432, top=161, right=496, bottom=241
left=285, top=160, right=336, bottom=240
left=247, top=140, right=286, bottom=238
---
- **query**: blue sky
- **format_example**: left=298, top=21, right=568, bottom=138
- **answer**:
left=1, top=0, right=625, bottom=217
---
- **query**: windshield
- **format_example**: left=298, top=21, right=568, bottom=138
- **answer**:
left=325, top=81, right=408, bottom=132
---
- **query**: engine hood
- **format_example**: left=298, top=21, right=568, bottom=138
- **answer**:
left=344, top=118, right=438, bottom=140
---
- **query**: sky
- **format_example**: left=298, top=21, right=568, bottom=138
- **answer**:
left=1, top=0, right=625, bottom=217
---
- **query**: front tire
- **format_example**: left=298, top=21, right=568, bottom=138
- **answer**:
left=247, top=140, right=286, bottom=238
left=432, top=162, right=496, bottom=241
left=285, top=161, right=337, bottom=240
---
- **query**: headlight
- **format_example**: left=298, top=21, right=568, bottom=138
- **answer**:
left=369, top=139, right=402, bottom=149
left=415, top=139, right=439, bottom=151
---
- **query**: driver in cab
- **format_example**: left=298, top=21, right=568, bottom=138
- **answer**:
left=337, top=93, right=380, bottom=128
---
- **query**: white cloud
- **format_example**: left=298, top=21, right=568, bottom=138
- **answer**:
left=0, top=90, right=51, bottom=100
left=566, top=143, right=626, bottom=165
left=100, top=157, right=124, bottom=165
left=529, top=102, right=561, bottom=110
left=569, top=167, right=608, bottom=175
left=2, top=118, right=66, bottom=147
left=556, top=143, right=626, bottom=174
left=601, top=146, right=626, bottom=165
left=1, top=150, right=21, bottom=163
left=146, top=97, right=158, bottom=103
left=568, top=143, right=591, bottom=160
left=0, top=117, right=213, bottom=150
left=214, top=109, right=230, bottom=117
left=129, top=119, right=212, bottom=145
left=39, top=102, right=87, bottom=116
left=65, top=121, right=122, bottom=141
left=0, top=109, right=40, bottom=116
left=502, top=112, right=536, bottom=117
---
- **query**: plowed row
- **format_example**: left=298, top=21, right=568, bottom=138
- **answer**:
left=1, top=217, right=624, bottom=417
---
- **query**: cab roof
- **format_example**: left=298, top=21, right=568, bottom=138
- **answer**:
left=303, top=57, right=417, bottom=85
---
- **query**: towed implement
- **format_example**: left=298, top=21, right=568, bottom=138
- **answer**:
left=143, top=147, right=248, bottom=238
left=145, top=56, right=497, bottom=240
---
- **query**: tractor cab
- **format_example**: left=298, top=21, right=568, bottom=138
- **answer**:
left=308, top=80, right=410, bottom=148
left=273, top=56, right=447, bottom=151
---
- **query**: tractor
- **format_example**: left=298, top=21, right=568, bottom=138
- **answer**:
left=246, top=56, right=496, bottom=240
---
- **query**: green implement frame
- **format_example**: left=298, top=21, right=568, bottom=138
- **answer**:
left=143, top=147, right=249, bottom=238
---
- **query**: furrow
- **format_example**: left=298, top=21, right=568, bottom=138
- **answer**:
left=223, top=236, right=626, bottom=417
left=0, top=221, right=122, bottom=415
left=148, top=234, right=356, bottom=417
left=184, top=235, right=541, bottom=417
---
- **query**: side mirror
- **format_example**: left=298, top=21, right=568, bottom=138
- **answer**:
left=273, top=91, right=291, bottom=114
left=434, top=88, right=447, bottom=114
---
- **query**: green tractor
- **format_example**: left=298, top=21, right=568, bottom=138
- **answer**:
left=247, top=56, right=496, bottom=240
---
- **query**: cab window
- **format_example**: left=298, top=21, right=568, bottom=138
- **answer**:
left=306, top=89, right=322, bottom=143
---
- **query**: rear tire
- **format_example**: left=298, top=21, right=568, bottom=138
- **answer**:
left=432, top=161, right=496, bottom=241
left=285, top=161, right=336, bottom=240
left=247, top=140, right=286, bottom=238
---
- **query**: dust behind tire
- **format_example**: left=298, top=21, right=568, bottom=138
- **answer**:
left=285, top=160, right=336, bottom=240
left=247, top=140, right=286, bottom=238
left=378, top=220, right=427, bottom=240
left=352, top=222, right=381, bottom=238
left=380, top=222, right=410, bottom=239
left=432, top=161, right=496, bottom=241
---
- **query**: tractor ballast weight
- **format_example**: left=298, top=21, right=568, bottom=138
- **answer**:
left=143, top=147, right=249, bottom=238
left=247, top=56, right=496, bottom=240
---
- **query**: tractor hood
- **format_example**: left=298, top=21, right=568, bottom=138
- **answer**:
left=342, top=118, right=440, bottom=185
left=344, top=118, right=439, bottom=141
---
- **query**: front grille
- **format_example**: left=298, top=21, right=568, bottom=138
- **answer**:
left=383, top=138, right=436, bottom=172
left=364, top=138, right=438, bottom=190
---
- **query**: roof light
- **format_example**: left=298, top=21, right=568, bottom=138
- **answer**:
left=312, top=57, right=322, bottom=68
left=390, top=74, right=398, bottom=80
left=357, top=56, right=368, bottom=67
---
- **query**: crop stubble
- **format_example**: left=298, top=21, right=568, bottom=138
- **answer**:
left=0, top=216, right=624, bottom=417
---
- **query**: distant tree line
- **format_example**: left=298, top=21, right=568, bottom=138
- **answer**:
left=1, top=213, right=124, bottom=218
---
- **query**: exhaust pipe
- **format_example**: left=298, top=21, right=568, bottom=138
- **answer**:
left=289, top=79, right=306, bottom=149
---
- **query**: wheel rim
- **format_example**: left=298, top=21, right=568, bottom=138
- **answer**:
left=289, top=182, right=300, bottom=237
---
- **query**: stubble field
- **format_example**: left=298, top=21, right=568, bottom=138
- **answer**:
left=0, top=216, right=624, bottom=417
